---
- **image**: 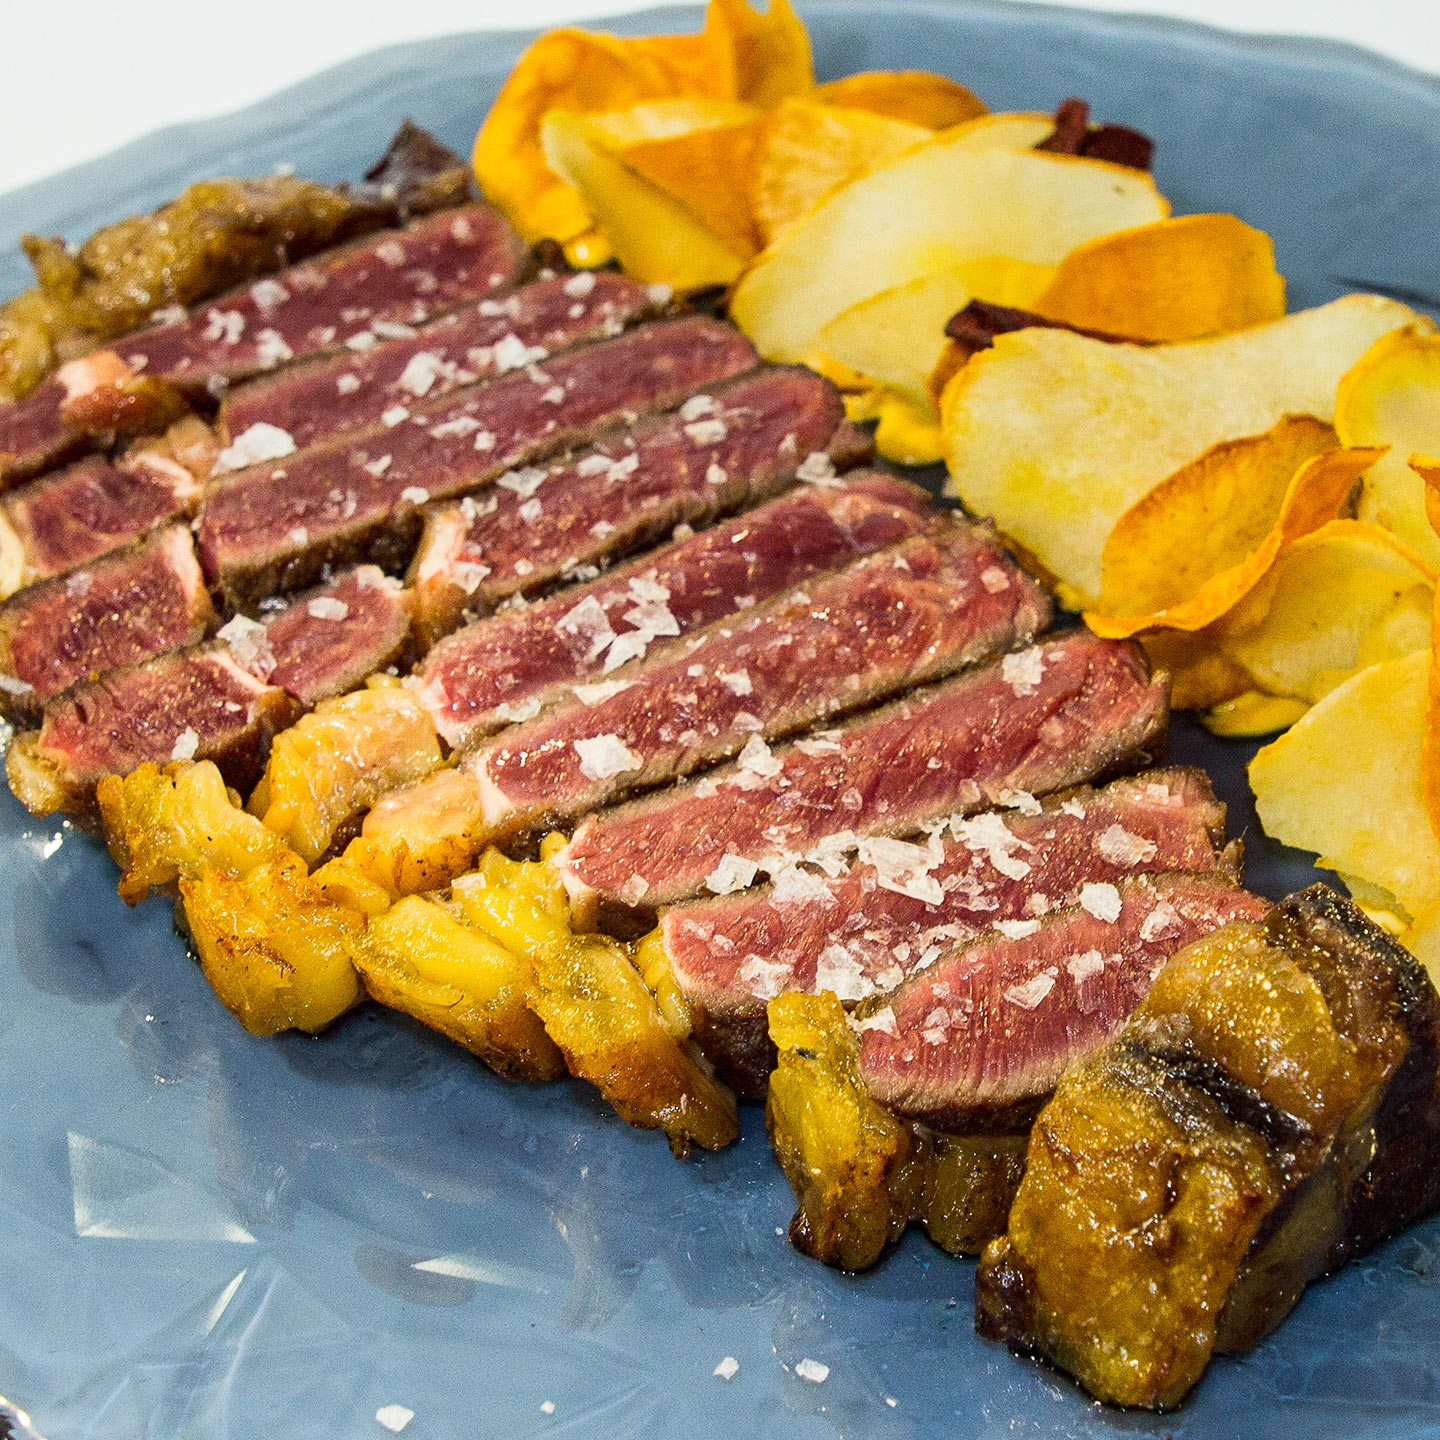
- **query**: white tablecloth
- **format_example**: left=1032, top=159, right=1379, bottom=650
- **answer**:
left=0, top=0, right=1435, bottom=196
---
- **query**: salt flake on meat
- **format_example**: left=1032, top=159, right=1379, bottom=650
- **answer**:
left=709, top=853, right=760, bottom=896
left=684, top=418, right=728, bottom=445
left=737, top=734, right=783, bottom=778
left=398, top=351, right=449, bottom=397
left=213, top=423, right=296, bottom=474
left=951, top=811, right=1032, bottom=880
left=979, top=565, right=1010, bottom=593
left=769, top=864, right=834, bottom=906
left=556, top=595, right=617, bottom=662
left=497, top=467, right=547, bottom=498
left=217, top=614, right=276, bottom=678
left=572, top=733, right=641, bottom=781
left=170, top=728, right=200, bottom=762
left=1066, top=950, right=1106, bottom=984
left=563, top=272, right=597, bottom=298
left=335, top=373, right=361, bottom=395
left=815, top=944, right=874, bottom=1002
left=1079, top=881, right=1123, bottom=923
left=716, top=667, right=752, bottom=697
left=1096, top=824, right=1159, bottom=867
left=307, top=597, right=349, bottom=621
left=996, top=919, right=1041, bottom=940
left=854, top=1006, right=898, bottom=1038
left=1140, top=898, right=1181, bottom=942
left=1001, top=646, right=1046, bottom=697
left=1005, top=971, right=1057, bottom=1009
left=680, top=394, right=716, bottom=421
left=202, top=309, right=245, bottom=344
left=737, top=951, right=788, bottom=996
left=796, top=451, right=839, bottom=486
left=572, top=678, right=633, bottom=706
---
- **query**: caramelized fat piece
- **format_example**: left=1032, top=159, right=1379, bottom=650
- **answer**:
left=977, top=886, right=1440, bottom=1409
left=181, top=851, right=365, bottom=1035
left=766, top=993, right=1026, bottom=1270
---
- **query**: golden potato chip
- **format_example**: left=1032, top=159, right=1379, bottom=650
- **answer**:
left=1400, top=900, right=1440, bottom=985
left=701, top=0, right=813, bottom=105
left=1087, top=419, right=1374, bottom=636
left=1250, top=648, right=1440, bottom=922
left=940, top=295, right=1428, bottom=606
left=1140, top=629, right=1253, bottom=710
left=1201, top=691, right=1309, bottom=738
left=1034, top=213, right=1286, bottom=341
left=1220, top=520, right=1434, bottom=704
left=841, top=386, right=944, bottom=466
left=1336, top=327, right=1440, bottom=568
left=619, top=114, right=767, bottom=255
left=945, top=111, right=1063, bottom=150
left=734, top=139, right=1168, bottom=363
left=586, top=96, right=760, bottom=145
left=752, top=99, right=930, bottom=243
left=1424, top=583, right=1440, bottom=846
left=814, top=70, right=986, bottom=128
left=542, top=110, right=748, bottom=290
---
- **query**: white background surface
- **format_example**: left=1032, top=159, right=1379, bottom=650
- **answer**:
left=0, top=0, right=1437, bottom=197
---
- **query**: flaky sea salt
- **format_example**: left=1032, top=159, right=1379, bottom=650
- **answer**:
left=1004, top=972, right=1057, bottom=1009
left=170, top=728, right=200, bottom=762
left=713, top=1357, right=740, bottom=1382
left=795, top=1359, right=830, bottom=1384
left=398, top=351, right=449, bottom=397
left=1096, top=824, right=1159, bottom=867
left=307, top=597, right=349, bottom=621
left=1001, top=646, right=1046, bottom=697
left=707, top=853, right=759, bottom=895
left=573, top=732, right=641, bottom=781
left=212, top=422, right=296, bottom=474
left=1079, top=881, right=1123, bottom=923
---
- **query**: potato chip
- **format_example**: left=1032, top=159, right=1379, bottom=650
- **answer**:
left=586, top=96, right=761, bottom=146
left=1201, top=691, right=1309, bottom=738
left=619, top=114, right=768, bottom=255
left=1336, top=327, right=1440, bottom=569
left=946, top=111, right=1064, bottom=151
left=752, top=99, right=931, bottom=243
left=1416, top=454, right=1440, bottom=535
left=814, top=70, right=986, bottom=129
left=734, top=139, right=1168, bottom=363
left=1140, top=629, right=1253, bottom=710
left=1087, top=419, right=1373, bottom=635
left=1250, top=648, right=1440, bottom=922
left=542, top=111, right=748, bottom=290
left=1033, top=214, right=1286, bottom=341
left=1400, top=900, right=1440, bottom=985
left=701, top=0, right=813, bottom=106
left=940, top=295, right=1428, bottom=606
left=1220, top=520, right=1434, bottom=705
left=1423, top=583, right=1440, bottom=847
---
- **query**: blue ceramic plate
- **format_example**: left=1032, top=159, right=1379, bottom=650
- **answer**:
left=3, top=6, right=1439, bottom=1437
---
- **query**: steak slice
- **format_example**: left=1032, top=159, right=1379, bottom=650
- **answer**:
left=858, top=872, right=1271, bottom=1131
left=0, top=450, right=202, bottom=594
left=0, top=525, right=215, bottom=722
left=259, top=566, right=413, bottom=707
left=663, top=769, right=1236, bottom=1095
left=407, top=369, right=869, bottom=641
left=467, top=523, right=1050, bottom=844
left=413, top=472, right=935, bottom=748
left=976, top=886, right=1440, bottom=1410
left=105, top=205, right=529, bottom=399
left=0, top=380, right=85, bottom=489
left=557, top=629, right=1166, bottom=916
left=218, top=270, right=663, bottom=451
left=197, top=315, right=760, bottom=604
left=7, top=647, right=298, bottom=816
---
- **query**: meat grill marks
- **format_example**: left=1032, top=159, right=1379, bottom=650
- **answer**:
left=198, top=315, right=760, bottom=605
left=0, top=526, right=215, bottom=722
left=976, top=886, right=1440, bottom=1409
left=558, top=628, right=1167, bottom=916
left=0, top=449, right=202, bottom=596
left=0, top=204, right=530, bottom=490
left=858, top=872, right=1271, bottom=1131
left=408, top=368, right=867, bottom=641
left=219, top=270, right=664, bottom=451
left=414, top=473, right=933, bottom=750
left=467, top=521, right=1050, bottom=845
left=662, top=769, right=1233, bottom=1095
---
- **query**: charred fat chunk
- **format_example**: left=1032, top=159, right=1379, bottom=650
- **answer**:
left=976, top=885, right=1440, bottom=1410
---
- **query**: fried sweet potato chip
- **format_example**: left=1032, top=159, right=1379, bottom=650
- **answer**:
left=1033, top=213, right=1286, bottom=341
left=814, top=70, right=986, bottom=128
left=1336, top=327, right=1440, bottom=569
left=1250, top=648, right=1440, bottom=924
left=703, top=0, right=813, bottom=105
left=941, top=295, right=1428, bottom=606
left=542, top=110, right=749, bottom=288
left=752, top=99, right=931, bottom=244
left=1087, top=419, right=1377, bottom=637
left=733, top=140, right=1168, bottom=363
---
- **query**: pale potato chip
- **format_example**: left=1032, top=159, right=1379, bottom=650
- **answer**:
left=944, top=111, right=1064, bottom=151
left=1220, top=519, right=1434, bottom=704
left=1250, top=647, right=1440, bottom=922
left=587, top=96, right=761, bottom=146
left=733, top=139, right=1168, bottom=363
left=1336, top=327, right=1440, bottom=569
left=1087, top=419, right=1375, bottom=635
left=1033, top=214, right=1287, bottom=341
left=752, top=99, right=931, bottom=244
left=1424, top=583, right=1440, bottom=847
left=1400, top=899, right=1440, bottom=985
left=619, top=114, right=767, bottom=255
left=1416, top=453, right=1440, bottom=535
left=541, top=111, right=748, bottom=290
left=814, top=71, right=987, bottom=129
left=940, top=295, right=1429, bottom=606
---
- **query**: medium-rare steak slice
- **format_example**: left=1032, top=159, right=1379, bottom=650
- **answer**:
left=858, top=872, right=1271, bottom=1131
left=467, top=523, right=1050, bottom=844
left=0, top=381, right=84, bottom=488
left=219, top=270, right=663, bottom=450
left=976, top=886, right=1440, bottom=1409
left=6, top=648, right=298, bottom=816
left=407, top=370, right=870, bottom=641
left=557, top=629, right=1166, bottom=916
left=663, top=769, right=1235, bottom=1095
left=198, top=315, right=760, bottom=604
left=0, top=525, right=215, bottom=722
left=0, top=450, right=202, bottom=596
left=413, top=473, right=933, bottom=748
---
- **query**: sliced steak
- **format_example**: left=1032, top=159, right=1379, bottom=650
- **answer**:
left=259, top=566, right=413, bottom=707
left=408, top=369, right=869, bottom=640
left=7, top=647, right=298, bottom=815
left=413, top=473, right=933, bottom=748
left=105, top=205, right=529, bottom=399
left=663, top=769, right=1235, bottom=1094
left=197, top=315, right=760, bottom=605
left=858, top=872, right=1271, bottom=1131
left=558, top=629, right=1166, bottom=915
left=0, top=380, right=84, bottom=489
left=219, top=270, right=663, bottom=451
left=0, top=525, right=215, bottom=722
left=0, top=450, right=202, bottom=594
left=467, top=523, right=1050, bottom=844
